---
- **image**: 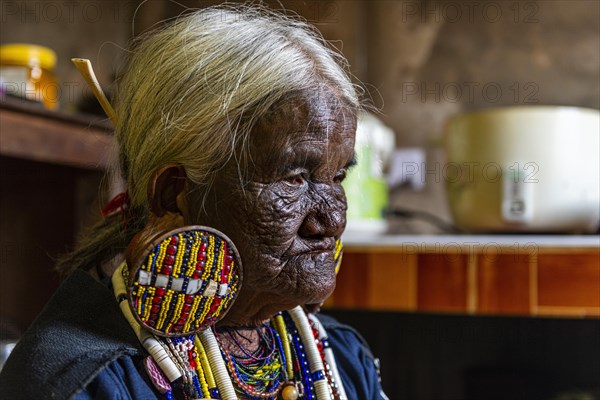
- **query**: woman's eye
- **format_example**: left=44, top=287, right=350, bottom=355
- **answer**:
left=284, top=174, right=306, bottom=186
left=334, top=169, right=347, bottom=183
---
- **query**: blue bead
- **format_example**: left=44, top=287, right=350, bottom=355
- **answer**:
left=192, top=375, right=202, bottom=395
left=210, top=388, right=220, bottom=399
left=312, top=370, right=325, bottom=381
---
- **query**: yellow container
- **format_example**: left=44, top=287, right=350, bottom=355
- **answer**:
left=0, top=44, right=59, bottom=109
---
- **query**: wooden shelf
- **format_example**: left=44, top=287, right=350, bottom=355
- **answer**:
left=0, top=100, right=108, bottom=330
left=0, top=99, right=113, bottom=170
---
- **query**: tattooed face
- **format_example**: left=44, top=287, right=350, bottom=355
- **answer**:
left=191, top=86, right=356, bottom=325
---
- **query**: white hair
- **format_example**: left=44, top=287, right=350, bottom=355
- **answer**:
left=113, top=4, right=361, bottom=210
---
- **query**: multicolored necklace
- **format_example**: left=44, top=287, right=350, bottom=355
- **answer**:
left=114, top=262, right=345, bottom=399
left=112, top=225, right=347, bottom=400
left=216, top=325, right=287, bottom=399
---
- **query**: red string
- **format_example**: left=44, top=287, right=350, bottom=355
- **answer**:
left=101, top=191, right=130, bottom=218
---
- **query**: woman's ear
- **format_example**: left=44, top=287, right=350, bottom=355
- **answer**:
left=127, top=166, right=188, bottom=273
left=148, top=165, right=188, bottom=218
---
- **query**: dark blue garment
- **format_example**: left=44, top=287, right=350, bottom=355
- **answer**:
left=318, top=314, right=386, bottom=400
left=75, top=315, right=386, bottom=400
left=0, top=270, right=143, bottom=400
left=74, top=357, right=156, bottom=400
left=0, top=270, right=385, bottom=399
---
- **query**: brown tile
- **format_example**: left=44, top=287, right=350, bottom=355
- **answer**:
left=538, top=253, right=600, bottom=308
left=417, top=253, right=468, bottom=312
left=365, top=252, right=417, bottom=310
left=478, top=254, right=531, bottom=314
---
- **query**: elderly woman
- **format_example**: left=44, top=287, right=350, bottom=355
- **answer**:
left=0, top=6, right=386, bottom=400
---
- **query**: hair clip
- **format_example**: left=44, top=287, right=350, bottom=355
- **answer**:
left=71, top=58, right=117, bottom=124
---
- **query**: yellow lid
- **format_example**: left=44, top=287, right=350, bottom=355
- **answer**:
left=0, top=44, right=57, bottom=71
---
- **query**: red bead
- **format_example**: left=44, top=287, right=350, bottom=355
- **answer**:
left=164, top=255, right=174, bottom=265
left=197, top=252, right=206, bottom=261
left=185, top=295, right=194, bottom=303
left=167, top=245, right=177, bottom=255
left=200, top=242, right=207, bottom=252
left=162, top=265, right=173, bottom=275
left=152, top=297, right=162, bottom=305
left=151, top=305, right=160, bottom=313
left=156, top=288, right=165, bottom=296
left=209, top=299, right=221, bottom=312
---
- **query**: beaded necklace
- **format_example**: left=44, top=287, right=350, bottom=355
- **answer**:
left=216, top=325, right=287, bottom=399
left=113, top=262, right=346, bottom=399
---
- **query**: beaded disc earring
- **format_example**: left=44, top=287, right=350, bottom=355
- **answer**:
left=125, top=226, right=242, bottom=337
left=334, top=238, right=343, bottom=276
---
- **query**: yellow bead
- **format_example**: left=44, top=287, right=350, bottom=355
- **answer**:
left=281, top=383, right=299, bottom=400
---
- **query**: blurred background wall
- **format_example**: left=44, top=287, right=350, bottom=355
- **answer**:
left=3, top=0, right=598, bottom=230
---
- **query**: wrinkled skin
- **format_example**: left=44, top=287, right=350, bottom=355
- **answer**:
left=190, top=86, right=357, bottom=326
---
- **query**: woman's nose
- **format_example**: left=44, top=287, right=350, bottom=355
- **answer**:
left=298, top=185, right=346, bottom=239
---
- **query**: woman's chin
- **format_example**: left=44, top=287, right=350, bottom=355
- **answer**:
left=296, top=278, right=336, bottom=305
left=282, top=255, right=337, bottom=301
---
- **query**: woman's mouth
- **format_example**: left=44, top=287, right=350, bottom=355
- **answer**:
left=284, top=237, right=336, bottom=256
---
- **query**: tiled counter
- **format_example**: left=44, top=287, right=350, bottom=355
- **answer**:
left=326, top=234, right=600, bottom=317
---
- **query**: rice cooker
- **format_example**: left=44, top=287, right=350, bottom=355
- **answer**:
left=445, top=106, right=599, bottom=233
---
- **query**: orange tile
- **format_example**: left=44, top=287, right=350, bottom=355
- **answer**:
left=538, top=253, right=600, bottom=308
left=366, top=252, right=417, bottom=310
left=478, top=254, right=531, bottom=314
left=417, top=253, right=468, bottom=312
